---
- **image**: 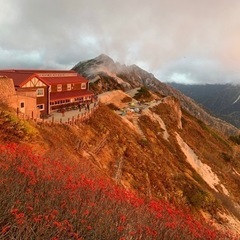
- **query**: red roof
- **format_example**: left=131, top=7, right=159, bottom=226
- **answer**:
left=0, top=69, right=87, bottom=87
left=0, top=69, right=76, bottom=74
left=41, top=75, right=88, bottom=85
left=0, top=71, right=34, bottom=87
left=50, top=90, right=94, bottom=101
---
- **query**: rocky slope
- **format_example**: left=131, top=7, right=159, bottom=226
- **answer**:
left=73, top=54, right=239, bottom=136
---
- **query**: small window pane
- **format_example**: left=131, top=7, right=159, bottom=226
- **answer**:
left=37, top=88, right=44, bottom=96
left=57, top=84, right=62, bottom=91
left=37, top=104, right=44, bottom=110
left=81, top=83, right=86, bottom=89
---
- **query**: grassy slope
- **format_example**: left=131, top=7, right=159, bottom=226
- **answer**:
left=0, top=102, right=240, bottom=238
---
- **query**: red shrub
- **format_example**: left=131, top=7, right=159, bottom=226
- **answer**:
left=0, top=143, right=237, bottom=240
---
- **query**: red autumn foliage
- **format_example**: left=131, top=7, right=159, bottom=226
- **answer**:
left=0, top=143, right=237, bottom=239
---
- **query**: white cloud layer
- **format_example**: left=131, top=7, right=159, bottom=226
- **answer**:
left=1, top=0, right=240, bottom=84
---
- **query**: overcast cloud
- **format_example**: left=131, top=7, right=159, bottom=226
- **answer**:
left=1, top=0, right=240, bottom=84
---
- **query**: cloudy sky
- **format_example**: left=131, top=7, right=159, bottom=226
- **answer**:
left=1, top=0, right=240, bottom=84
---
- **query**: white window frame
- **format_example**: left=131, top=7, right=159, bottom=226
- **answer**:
left=20, top=102, right=25, bottom=108
left=57, top=84, right=62, bottom=92
left=81, top=83, right=86, bottom=89
left=67, top=84, right=71, bottom=91
left=37, top=104, right=44, bottom=110
left=36, top=88, right=44, bottom=97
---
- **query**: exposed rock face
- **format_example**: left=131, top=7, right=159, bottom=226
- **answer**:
left=0, top=77, right=15, bottom=93
left=73, top=54, right=239, bottom=136
left=0, top=76, right=16, bottom=106
left=162, top=96, right=182, bottom=129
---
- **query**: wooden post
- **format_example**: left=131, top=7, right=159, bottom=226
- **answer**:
left=52, top=116, right=54, bottom=124
left=17, top=107, right=19, bottom=116
left=60, top=118, right=62, bottom=123
left=31, top=111, right=34, bottom=120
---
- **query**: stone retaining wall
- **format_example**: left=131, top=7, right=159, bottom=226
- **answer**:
left=0, top=76, right=17, bottom=107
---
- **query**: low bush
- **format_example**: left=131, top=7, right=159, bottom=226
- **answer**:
left=0, top=111, right=37, bottom=142
left=229, top=135, right=240, bottom=145
left=121, top=96, right=132, bottom=103
left=0, top=143, right=236, bottom=239
left=134, top=87, right=152, bottom=101
left=106, top=103, right=120, bottom=111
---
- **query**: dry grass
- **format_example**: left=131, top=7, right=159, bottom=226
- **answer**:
left=1, top=102, right=240, bottom=236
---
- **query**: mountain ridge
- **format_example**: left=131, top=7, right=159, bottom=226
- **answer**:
left=73, top=54, right=239, bottom=136
left=169, top=82, right=240, bottom=128
left=1, top=75, right=240, bottom=235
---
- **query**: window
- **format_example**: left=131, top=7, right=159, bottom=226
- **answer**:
left=37, top=104, right=44, bottom=110
left=67, top=84, right=71, bottom=91
left=20, top=102, right=24, bottom=108
left=37, top=88, right=44, bottom=97
left=81, top=83, right=86, bottom=89
left=57, top=84, right=62, bottom=92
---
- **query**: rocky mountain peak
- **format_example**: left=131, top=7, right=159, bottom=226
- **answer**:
left=94, top=54, right=115, bottom=64
left=73, top=54, right=115, bottom=72
left=73, top=55, right=240, bottom=136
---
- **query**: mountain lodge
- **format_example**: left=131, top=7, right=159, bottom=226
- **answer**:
left=0, top=69, right=95, bottom=117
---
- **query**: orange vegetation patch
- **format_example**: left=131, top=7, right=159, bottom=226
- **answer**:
left=0, top=143, right=237, bottom=239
